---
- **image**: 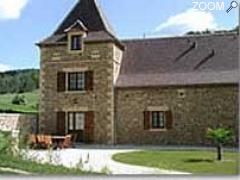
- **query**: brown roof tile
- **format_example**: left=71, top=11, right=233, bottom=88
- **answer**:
left=117, top=33, right=239, bottom=87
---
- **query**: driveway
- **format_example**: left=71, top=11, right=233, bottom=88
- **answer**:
left=25, top=145, right=190, bottom=175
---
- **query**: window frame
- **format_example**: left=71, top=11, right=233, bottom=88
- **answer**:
left=150, top=111, right=166, bottom=130
left=68, top=112, right=85, bottom=131
left=68, top=32, right=85, bottom=53
left=70, top=35, right=83, bottom=51
left=68, top=72, right=86, bottom=91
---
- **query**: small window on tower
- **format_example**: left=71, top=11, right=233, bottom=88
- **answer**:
left=70, top=35, right=83, bottom=51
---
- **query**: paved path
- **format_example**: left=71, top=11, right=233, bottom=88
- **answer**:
left=25, top=146, right=190, bottom=175
left=0, top=167, right=31, bottom=175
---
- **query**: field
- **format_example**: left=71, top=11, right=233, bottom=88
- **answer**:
left=0, top=91, right=38, bottom=113
left=112, top=150, right=239, bottom=175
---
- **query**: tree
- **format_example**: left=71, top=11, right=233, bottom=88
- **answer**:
left=207, top=128, right=233, bottom=161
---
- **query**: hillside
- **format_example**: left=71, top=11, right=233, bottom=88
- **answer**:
left=0, top=69, right=39, bottom=94
left=0, top=69, right=39, bottom=113
left=0, top=90, right=39, bottom=113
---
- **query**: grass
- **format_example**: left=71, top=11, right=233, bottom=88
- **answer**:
left=0, top=90, right=38, bottom=113
left=0, top=154, right=89, bottom=175
left=112, top=150, right=239, bottom=175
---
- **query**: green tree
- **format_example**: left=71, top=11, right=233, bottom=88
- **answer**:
left=207, top=128, right=233, bottom=161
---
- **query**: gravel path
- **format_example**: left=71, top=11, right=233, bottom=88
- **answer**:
left=26, top=147, right=190, bottom=175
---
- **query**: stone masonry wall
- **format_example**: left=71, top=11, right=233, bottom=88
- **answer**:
left=115, top=85, right=239, bottom=145
left=0, top=113, right=37, bottom=133
left=40, top=42, right=117, bottom=144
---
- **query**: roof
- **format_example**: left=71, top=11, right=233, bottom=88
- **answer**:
left=54, top=0, right=115, bottom=36
left=38, top=0, right=124, bottom=48
left=116, top=33, right=239, bottom=87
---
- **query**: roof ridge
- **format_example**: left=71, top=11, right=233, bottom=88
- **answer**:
left=93, top=0, right=116, bottom=36
left=121, top=32, right=238, bottom=43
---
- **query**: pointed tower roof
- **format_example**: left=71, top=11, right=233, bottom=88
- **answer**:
left=38, top=0, right=124, bottom=49
left=54, top=0, right=115, bottom=36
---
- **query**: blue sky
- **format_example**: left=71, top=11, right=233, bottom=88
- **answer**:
left=0, top=0, right=238, bottom=71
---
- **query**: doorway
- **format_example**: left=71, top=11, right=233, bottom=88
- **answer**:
left=68, top=112, right=85, bottom=142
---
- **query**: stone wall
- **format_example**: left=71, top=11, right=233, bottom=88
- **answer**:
left=39, top=42, right=120, bottom=144
left=0, top=113, right=37, bottom=133
left=115, top=85, right=239, bottom=145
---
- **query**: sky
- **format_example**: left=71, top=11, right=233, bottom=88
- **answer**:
left=0, top=0, right=238, bottom=71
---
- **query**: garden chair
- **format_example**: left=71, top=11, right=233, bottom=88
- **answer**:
left=29, top=134, right=37, bottom=149
left=37, top=135, right=46, bottom=149
left=43, top=135, right=53, bottom=149
left=59, top=134, right=72, bottom=149
left=71, top=133, right=78, bottom=148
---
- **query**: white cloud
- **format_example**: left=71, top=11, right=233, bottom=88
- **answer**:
left=154, top=9, right=218, bottom=36
left=0, top=63, right=12, bottom=72
left=0, top=0, right=29, bottom=20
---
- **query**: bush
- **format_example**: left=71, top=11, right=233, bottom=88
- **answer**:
left=0, top=131, right=13, bottom=155
left=12, top=94, right=27, bottom=105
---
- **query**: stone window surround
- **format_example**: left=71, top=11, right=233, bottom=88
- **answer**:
left=68, top=72, right=85, bottom=91
left=147, top=106, right=169, bottom=132
left=67, top=112, right=85, bottom=131
left=56, top=107, right=89, bottom=134
left=63, top=67, right=89, bottom=94
left=67, top=31, right=86, bottom=54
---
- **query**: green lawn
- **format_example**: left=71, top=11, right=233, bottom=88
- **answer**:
left=0, top=90, right=38, bottom=113
left=0, top=154, right=89, bottom=175
left=112, top=150, right=239, bottom=175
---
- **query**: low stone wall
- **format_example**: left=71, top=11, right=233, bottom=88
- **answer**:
left=0, top=113, right=38, bottom=133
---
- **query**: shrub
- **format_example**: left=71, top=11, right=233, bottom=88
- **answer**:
left=0, top=131, right=13, bottom=155
left=12, top=94, right=27, bottom=105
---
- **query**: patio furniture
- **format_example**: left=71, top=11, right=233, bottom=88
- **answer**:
left=29, top=134, right=37, bottom=149
left=43, top=135, right=53, bottom=148
left=35, top=135, right=53, bottom=149
left=52, top=135, right=66, bottom=149
left=71, top=133, right=78, bottom=148
left=59, top=134, right=72, bottom=149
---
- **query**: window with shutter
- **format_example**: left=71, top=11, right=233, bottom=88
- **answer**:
left=144, top=111, right=150, bottom=130
left=144, top=110, right=173, bottom=130
left=165, top=111, right=173, bottom=130
left=84, top=111, right=94, bottom=143
left=68, top=72, right=85, bottom=91
left=57, top=112, right=66, bottom=135
left=57, top=72, right=66, bottom=92
left=85, top=71, right=94, bottom=91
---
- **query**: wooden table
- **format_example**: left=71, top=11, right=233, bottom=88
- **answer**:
left=51, top=136, right=66, bottom=149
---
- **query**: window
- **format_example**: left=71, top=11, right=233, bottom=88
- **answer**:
left=75, top=113, right=85, bottom=130
left=151, top=111, right=165, bottom=129
left=71, top=35, right=83, bottom=51
left=68, top=113, right=74, bottom=130
left=68, top=112, right=85, bottom=131
left=144, top=110, right=172, bottom=130
left=68, top=72, right=85, bottom=91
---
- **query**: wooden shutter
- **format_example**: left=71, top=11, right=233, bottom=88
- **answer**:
left=143, top=111, right=150, bottom=130
left=166, top=111, right=173, bottom=129
left=57, top=112, right=66, bottom=135
left=84, top=111, right=94, bottom=143
left=85, top=71, right=94, bottom=91
left=57, top=72, right=66, bottom=92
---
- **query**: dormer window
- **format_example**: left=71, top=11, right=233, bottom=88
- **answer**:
left=65, top=20, right=88, bottom=53
left=71, top=34, right=83, bottom=51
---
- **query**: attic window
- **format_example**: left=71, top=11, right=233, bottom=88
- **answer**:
left=71, top=35, right=83, bottom=51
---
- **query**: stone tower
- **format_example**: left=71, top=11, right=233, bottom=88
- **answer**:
left=38, top=0, right=124, bottom=144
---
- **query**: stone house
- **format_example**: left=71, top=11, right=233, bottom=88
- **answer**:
left=38, top=0, right=239, bottom=145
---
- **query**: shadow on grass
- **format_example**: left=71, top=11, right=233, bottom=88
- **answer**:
left=183, top=159, right=214, bottom=163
